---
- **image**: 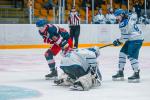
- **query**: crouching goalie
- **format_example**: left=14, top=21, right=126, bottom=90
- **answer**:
left=54, top=47, right=102, bottom=91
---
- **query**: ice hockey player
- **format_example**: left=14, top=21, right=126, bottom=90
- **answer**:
left=36, top=19, right=73, bottom=80
left=112, top=9, right=144, bottom=83
left=54, top=47, right=102, bottom=91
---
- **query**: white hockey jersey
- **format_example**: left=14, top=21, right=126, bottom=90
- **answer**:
left=60, top=47, right=99, bottom=72
left=118, top=18, right=143, bottom=42
left=129, top=12, right=138, bottom=24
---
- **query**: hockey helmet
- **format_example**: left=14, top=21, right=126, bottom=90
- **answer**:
left=114, top=9, right=125, bottom=16
left=36, top=19, right=48, bottom=27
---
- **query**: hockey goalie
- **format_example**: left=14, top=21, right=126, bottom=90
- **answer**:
left=54, top=47, right=102, bottom=91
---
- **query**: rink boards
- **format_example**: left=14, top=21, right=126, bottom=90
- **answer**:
left=0, top=24, right=149, bottom=49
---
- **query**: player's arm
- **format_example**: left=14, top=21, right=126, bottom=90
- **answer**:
left=51, top=35, right=69, bottom=49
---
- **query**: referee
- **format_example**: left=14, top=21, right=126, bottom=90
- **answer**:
left=68, top=6, right=80, bottom=49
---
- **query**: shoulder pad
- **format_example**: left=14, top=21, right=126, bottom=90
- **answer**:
left=119, top=19, right=128, bottom=28
left=47, top=25, right=58, bottom=36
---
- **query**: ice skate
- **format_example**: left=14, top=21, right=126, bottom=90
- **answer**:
left=69, top=81, right=84, bottom=91
left=54, top=77, right=74, bottom=86
left=45, top=70, right=57, bottom=80
left=112, top=70, right=124, bottom=81
left=128, top=70, right=140, bottom=83
left=54, top=79, right=64, bottom=85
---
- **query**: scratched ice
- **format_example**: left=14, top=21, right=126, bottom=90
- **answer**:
left=0, top=47, right=150, bottom=100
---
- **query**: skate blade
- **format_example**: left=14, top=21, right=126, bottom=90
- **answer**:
left=45, top=76, right=57, bottom=80
left=69, top=85, right=84, bottom=91
left=112, top=77, right=124, bottom=81
left=128, top=79, right=140, bottom=83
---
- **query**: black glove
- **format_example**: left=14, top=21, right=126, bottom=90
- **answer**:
left=113, top=39, right=122, bottom=46
left=59, top=40, right=68, bottom=48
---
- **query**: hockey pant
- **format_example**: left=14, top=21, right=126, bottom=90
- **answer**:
left=60, top=65, right=87, bottom=79
left=48, top=38, right=73, bottom=56
left=44, top=38, right=73, bottom=71
left=119, top=40, right=143, bottom=72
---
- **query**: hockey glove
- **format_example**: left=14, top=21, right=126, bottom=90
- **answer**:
left=113, top=39, right=122, bottom=46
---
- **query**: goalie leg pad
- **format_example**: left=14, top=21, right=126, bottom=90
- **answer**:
left=54, top=73, right=75, bottom=86
left=71, top=73, right=93, bottom=91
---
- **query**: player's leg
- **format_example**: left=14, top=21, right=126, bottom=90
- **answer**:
left=70, top=66, right=102, bottom=91
left=68, top=38, right=73, bottom=48
left=60, top=65, right=87, bottom=79
left=112, top=42, right=128, bottom=81
left=127, top=40, right=143, bottom=83
left=70, top=72, right=93, bottom=91
left=45, top=45, right=61, bottom=80
left=70, top=27, right=75, bottom=47
left=44, top=49, right=57, bottom=80
left=74, top=26, right=80, bottom=48
left=90, top=65, right=102, bottom=87
left=54, top=65, right=86, bottom=86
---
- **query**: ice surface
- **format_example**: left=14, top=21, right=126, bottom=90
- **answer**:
left=0, top=47, right=150, bottom=100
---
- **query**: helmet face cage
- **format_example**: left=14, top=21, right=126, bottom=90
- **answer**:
left=37, top=26, right=44, bottom=30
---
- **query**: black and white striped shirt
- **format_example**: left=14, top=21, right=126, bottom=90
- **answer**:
left=68, top=12, right=80, bottom=26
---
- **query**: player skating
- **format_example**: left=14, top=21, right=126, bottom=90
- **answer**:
left=36, top=19, right=72, bottom=80
left=54, top=47, right=102, bottom=91
left=112, top=9, right=144, bottom=83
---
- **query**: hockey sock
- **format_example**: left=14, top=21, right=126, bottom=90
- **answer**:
left=118, top=52, right=126, bottom=71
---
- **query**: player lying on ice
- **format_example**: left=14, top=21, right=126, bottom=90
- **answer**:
left=54, top=47, right=102, bottom=91
left=36, top=19, right=73, bottom=80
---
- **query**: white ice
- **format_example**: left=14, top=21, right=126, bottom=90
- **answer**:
left=0, top=47, right=150, bottom=100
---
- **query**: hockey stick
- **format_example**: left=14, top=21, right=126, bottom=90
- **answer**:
left=99, top=44, right=113, bottom=49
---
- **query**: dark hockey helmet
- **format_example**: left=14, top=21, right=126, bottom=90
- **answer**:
left=36, top=19, right=48, bottom=27
left=114, top=9, right=125, bottom=16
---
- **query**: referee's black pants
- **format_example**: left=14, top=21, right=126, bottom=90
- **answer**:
left=70, top=25, right=80, bottom=48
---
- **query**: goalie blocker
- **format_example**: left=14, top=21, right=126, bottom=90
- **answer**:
left=54, top=47, right=102, bottom=91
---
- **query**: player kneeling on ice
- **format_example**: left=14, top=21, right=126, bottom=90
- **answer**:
left=112, top=9, right=143, bottom=83
left=54, top=47, right=102, bottom=91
